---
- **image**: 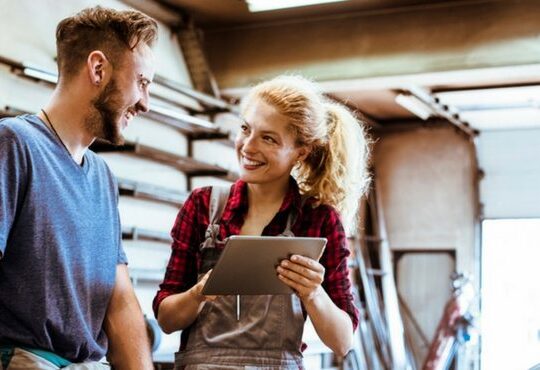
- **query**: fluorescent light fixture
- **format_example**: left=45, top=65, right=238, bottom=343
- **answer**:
left=459, top=108, right=540, bottom=131
left=395, top=93, right=435, bottom=120
left=246, top=0, right=347, bottom=12
left=436, top=86, right=540, bottom=108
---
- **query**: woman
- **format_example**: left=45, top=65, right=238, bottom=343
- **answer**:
left=153, top=75, right=370, bottom=369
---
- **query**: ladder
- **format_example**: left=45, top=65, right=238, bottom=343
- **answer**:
left=345, top=179, right=415, bottom=370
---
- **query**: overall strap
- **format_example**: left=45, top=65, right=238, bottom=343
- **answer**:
left=281, top=195, right=310, bottom=237
left=200, top=186, right=231, bottom=250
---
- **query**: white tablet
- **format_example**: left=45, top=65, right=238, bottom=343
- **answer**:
left=201, top=235, right=327, bottom=295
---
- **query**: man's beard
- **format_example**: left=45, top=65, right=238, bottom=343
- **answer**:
left=86, top=78, right=125, bottom=145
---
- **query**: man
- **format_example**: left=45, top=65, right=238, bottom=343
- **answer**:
left=0, top=6, right=158, bottom=369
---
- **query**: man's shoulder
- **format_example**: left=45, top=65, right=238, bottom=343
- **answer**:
left=0, top=115, right=41, bottom=143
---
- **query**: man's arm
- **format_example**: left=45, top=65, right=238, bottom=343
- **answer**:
left=0, top=123, right=28, bottom=258
left=104, top=264, right=153, bottom=370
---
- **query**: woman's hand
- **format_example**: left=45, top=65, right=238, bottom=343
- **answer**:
left=276, top=255, right=325, bottom=302
left=157, top=270, right=217, bottom=333
left=189, top=270, right=217, bottom=303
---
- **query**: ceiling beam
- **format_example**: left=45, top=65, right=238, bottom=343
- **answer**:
left=202, top=0, right=540, bottom=89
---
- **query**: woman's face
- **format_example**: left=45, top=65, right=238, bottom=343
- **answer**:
left=235, top=99, right=308, bottom=188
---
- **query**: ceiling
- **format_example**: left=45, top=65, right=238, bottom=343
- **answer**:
left=434, top=85, right=540, bottom=131
left=321, top=68, right=540, bottom=133
left=158, top=0, right=472, bottom=28
left=222, top=65, right=540, bottom=134
left=152, top=0, right=540, bottom=133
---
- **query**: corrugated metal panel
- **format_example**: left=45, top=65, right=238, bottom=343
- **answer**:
left=478, top=129, right=540, bottom=218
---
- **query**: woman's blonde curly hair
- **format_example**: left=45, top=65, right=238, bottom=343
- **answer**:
left=240, top=75, right=371, bottom=229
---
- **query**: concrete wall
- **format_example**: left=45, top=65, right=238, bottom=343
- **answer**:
left=374, top=127, right=477, bottom=268
left=373, top=125, right=479, bottom=367
left=203, top=0, right=540, bottom=88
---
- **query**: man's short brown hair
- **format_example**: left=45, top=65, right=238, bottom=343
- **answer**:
left=56, top=6, right=158, bottom=80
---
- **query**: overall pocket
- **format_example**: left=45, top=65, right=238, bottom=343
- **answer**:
left=197, top=295, right=286, bottom=349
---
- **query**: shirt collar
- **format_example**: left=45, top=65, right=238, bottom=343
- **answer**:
left=228, top=180, right=248, bottom=212
left=227, top=177, right=303, bottom=215
left=279, top=177, right=303, bottom=214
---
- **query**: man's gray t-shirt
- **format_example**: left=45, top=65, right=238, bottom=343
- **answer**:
left=0, top=115, right=127, bottom=362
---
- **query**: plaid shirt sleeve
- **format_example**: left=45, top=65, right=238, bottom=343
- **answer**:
left=152, top=188, right=203, bottom=318
left=320, top=207, right=359, bottom=331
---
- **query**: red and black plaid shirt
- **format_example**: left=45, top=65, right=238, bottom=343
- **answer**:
left=153, top=177, right=359, bottom=348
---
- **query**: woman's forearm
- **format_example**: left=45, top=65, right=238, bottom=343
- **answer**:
left=157, top=288, right=205, bottom=334
left=303, top=288, right=354, bottom=357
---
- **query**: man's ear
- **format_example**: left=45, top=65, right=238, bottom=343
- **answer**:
left=87, top=51, right=110, bottom=86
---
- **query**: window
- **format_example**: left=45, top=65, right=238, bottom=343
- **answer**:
left=481, top=219, right=540, bottom=370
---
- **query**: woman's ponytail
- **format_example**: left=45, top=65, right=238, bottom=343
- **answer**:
left=297, top=102, right=370, bottom=229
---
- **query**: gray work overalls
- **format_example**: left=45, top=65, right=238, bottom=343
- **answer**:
left=174, top=187, right=307, bottom=370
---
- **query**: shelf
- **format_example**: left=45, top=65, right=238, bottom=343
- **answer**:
left=1, top=105, right=238, bottom=185
left=0, top=55, right=57, bottom=85
left=0, top=55, right=233, bottom=112
left=91, top=140, right=238, bottom=180
left=129, top=267, right=166, bottom=284
left=154, top=74, right=236, bottom=114
left=118, top=178, right=188, bottom=207
left=1, top=104, right=232, bottom=145
left=144, top=103, right=231, bottom=141
left=0, top=55, right=236, bottom=142
left=0, top=105, right=29, bottom=118
left=122, top=226, right=172, bottom=243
